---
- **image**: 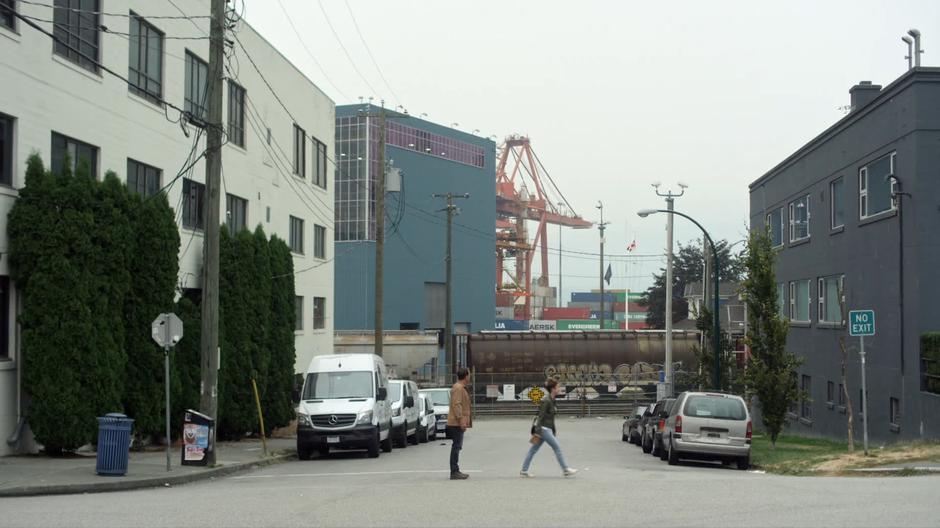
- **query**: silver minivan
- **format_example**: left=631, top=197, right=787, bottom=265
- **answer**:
left=661, top=392, right=751, bottom=470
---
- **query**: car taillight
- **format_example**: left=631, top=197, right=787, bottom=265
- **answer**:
left=746, top=420, right=753, bottom=441
left=658, top=419, right=665, bottom=431
left=675, top=415, right=682, bottom=434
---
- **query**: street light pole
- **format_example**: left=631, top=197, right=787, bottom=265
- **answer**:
left=652, top=185, right=685, bottom=397
left=597, top=202, right=609, bottom=330
left=638, top=207, right=721, bottom=390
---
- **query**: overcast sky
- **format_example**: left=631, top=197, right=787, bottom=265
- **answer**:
left=245, top=0, right=937, bottom=297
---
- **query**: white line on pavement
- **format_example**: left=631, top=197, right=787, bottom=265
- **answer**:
left=232, top=469, right=483, bottom=479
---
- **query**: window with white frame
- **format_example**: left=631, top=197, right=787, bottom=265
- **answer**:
left=128, top=12, right=164, bottom=104
left=776, top=283, right=787, bottom=318
left=293, top=124, right=306, bottom=178
left=789, top=279, right=811, bottom=323
left=313, top=297, right=325, bottom=329
left=184, top=51, right=208, bottom=123
left=314, top=224, right=326, bottom=259
left=818, top=274, right=844, bottom=324
left=789, top=195, right=810, bottom=242
left=766, top=207, right=784, bottom=247
left=313, top=137, right=327, bottom=189
left=294, top=296, right=303, bottom=331
left=859, top=152, right=897, bottom=219
left=289, top=215, right=304, bottom=254
left=226, top=193, right=247, bottom=235
left=830, top=177, right=845, bottom=229
left=53, top=0, right=100, bottom=73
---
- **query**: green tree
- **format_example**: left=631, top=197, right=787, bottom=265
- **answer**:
left=171, top=294, right=203, bottom=432
left=640, top=239, right=744, bottom=329
left=123, top=189, right=180, bottom=439
left=265, top=235, right=296, bottom=429
left=676, top=308, right=746, bottom=393
left=742, top=229, right=801, bottom=448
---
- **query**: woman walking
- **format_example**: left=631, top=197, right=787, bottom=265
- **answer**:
left=520, top=379, right=578, bottom=478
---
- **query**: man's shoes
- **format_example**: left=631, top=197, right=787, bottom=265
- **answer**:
left=450, top=471, right=469, bottom=480
left=519, top=470, right=534, bottom=478
left=563, top=467, right=578, bottom=477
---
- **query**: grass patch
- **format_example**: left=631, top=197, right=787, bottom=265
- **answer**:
left=750, top=434, right=940, bottom=476
left=750, top=434, right=848, bottom=475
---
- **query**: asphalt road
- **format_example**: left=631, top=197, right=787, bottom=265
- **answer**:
left=2, top=417, right=937, bottom=528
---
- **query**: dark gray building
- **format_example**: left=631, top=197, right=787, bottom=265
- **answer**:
left=748, top=68, right=940, bottom=442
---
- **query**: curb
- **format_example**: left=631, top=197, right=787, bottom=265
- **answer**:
left=0, top=451, right=297, bottom=498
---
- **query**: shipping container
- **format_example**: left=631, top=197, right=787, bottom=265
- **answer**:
left=627, top=302, right=647, bottom=312
left=495, top=306, right=514, bottom=319
left=615, top=312, right=626, bottom=321
left=494, top=319, right=529, bottom=331
left=571, top=292, right=616, bottom=303
left=527, top=320, right=557, bottom=331
left=556, top=319, right=620, bottom=330
left=541, top=307, right=590, bottom=320
left=589, top=311, right=615, bottom=321
left=627, top=292, right=644, bottom=302
left=496, top=292, right=515, bottom=307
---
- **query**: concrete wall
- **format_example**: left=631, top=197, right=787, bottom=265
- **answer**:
left=748, top=69, right=940, bottom=442
left=0, top=1, right=334, bottom=454
left=334, top=331, right=439, bottom=381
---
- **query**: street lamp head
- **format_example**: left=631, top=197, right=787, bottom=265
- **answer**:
left=651, top=181, right=661, bottom=189
left=637, top=209, right=658, bottom=218
left=902, top=36, right=913, bottom=44
left=908, top=28, right=921, bottom=38
left=677, top=182, right=689, bottom=190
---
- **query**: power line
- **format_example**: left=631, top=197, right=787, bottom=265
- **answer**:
left=12, top=12, right=213, bottom=39
left=342, top=0, right=401, bottom=106
left=274, top=0, right=351, bottom=102
left=314, top=0, right=380, bottom=97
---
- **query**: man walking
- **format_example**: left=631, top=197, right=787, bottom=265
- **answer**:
left=447, top=367, right=471, bottom=480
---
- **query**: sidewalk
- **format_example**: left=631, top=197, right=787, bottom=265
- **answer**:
left=0, top=438, right=296, bottom=497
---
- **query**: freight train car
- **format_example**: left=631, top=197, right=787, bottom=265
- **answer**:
left=467, top=330, right=701, bottom=397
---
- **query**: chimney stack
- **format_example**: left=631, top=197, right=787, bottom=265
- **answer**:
left=849, top=81, right=882, bottom=112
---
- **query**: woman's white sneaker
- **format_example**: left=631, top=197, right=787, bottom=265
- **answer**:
left=563, top=468, right=578, bottom=477
left=519, top=470, right=534, bottom=478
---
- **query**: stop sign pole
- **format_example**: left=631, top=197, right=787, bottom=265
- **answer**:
left=152, top=313, right=184, bottom=472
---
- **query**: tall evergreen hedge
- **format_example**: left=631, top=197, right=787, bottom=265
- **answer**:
left=123, top=190, right=180, bottom=438
left=265, top=235, right=296, bottom=429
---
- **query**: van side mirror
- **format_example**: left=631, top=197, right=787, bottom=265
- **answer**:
left=405, top=396, right=415, bottom=408
left=377, top=387, right=388, bottom=401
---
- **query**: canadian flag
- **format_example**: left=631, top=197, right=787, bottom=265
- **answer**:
left=626, top=240, right=637, bottom=252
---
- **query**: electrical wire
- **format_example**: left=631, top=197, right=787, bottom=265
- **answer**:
left=273, top=0, right=350, bottom=102
left=342, top=0, right=401, bottom=106
left=16, top=0, right=212, bottom=19
left=313, top=0, right=380, bottom=97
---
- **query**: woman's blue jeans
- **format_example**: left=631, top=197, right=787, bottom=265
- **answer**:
left=522, top=426, right=570, bottom=471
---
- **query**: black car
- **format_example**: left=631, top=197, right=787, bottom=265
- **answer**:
left=640, top=398, right=676, bottom=456
left=622, top=405, right=648, bottom=444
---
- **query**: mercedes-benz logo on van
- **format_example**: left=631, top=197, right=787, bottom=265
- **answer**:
left=328, top=415, right=338, bottom=425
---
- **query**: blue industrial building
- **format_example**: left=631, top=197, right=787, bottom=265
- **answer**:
left=333, top=105, right=496, bottom=336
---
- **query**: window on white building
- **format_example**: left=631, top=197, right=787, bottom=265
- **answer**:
left=228, top=82, right=246, bottom=148
left=226, top=193, right=248, bottom=235
left=128, top=13, right=164, bottom=104
left=293, top=124, right=306, bottom=178
left=51, top=132, right=97, bottom=177
left=859, top=153, right=897, bottom=219
left=127, top=159, right=161, bottom=197
left=313, top=297, right=325, bottom=329
left=184, top=50, right=208, bottom=123
left=289, top=215, right=304, bottom=254
left=1, top=0, right=16, bottom=31
left=0, top=114, right=12, bottom=186
left=314, top=224, right=326, bottom=259
left=313, top=137, right=327, bottom=189
left=182, top=178, right=205, bottom=231
left=295, top=296, right=303, bottom=331
left=53, top=0, right=100, bottom=72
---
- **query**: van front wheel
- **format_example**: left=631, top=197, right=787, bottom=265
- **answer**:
left=367, top=431, right=380, bottom=458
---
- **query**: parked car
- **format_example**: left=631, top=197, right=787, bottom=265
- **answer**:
left=388, top=379, right=420, bottom=447
left=661, top=391, right=752, bottom=469
left=296, top=354, right=392, bottom=460
left=622, top=405, right=648, bottom=444
left=416, top=393, right=437, bottom=443
left=419, top=388, right=451, bottom=438
left=641, top=398, right=676, bottom=455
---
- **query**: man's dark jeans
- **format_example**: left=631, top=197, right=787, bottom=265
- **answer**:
left=447, top=426, right=464, bottom=474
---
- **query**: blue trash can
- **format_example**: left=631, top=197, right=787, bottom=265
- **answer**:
left=96, top=413, right=134, bottom=476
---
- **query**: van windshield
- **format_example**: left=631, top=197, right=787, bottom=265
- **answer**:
left=683, top=395, right=747, bottom=420
left=388, top=381, right=402, bottom=403
left=303, top=371, right=373, bottom=400
left=423, top=390, right=450, bottom=406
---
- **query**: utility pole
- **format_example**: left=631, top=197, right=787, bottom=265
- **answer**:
left=654, top=184, right=686, bottom=398
left=433, top=192, right=470, bottom=376
left=198, top=0, right=225, bottom=465
left=596, top=202, right=609, bottom=330
left=375, top=104, right=387, bottom=358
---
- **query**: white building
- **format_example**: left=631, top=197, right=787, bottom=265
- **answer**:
left=0, top=0, right=334, bottom=455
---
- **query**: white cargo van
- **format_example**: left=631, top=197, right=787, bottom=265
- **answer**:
left=296, top=354, right=393, bottom=459
left=388, top=379, right=420, bottom=447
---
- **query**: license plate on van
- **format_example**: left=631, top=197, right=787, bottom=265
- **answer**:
left=327, top=436, right=340, bottom=444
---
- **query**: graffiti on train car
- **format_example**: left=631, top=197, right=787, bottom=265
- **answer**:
left=543, top=361, right=666, bottom=385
